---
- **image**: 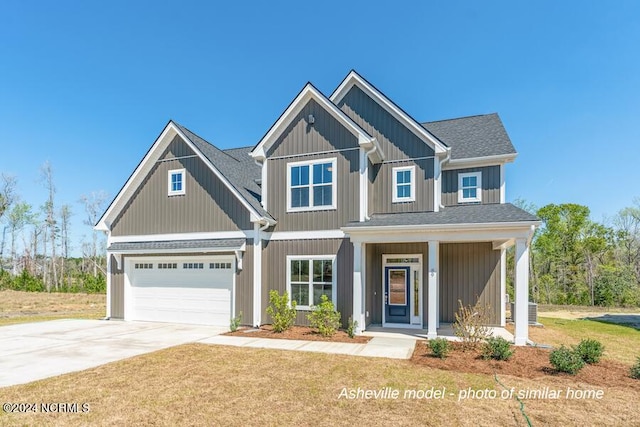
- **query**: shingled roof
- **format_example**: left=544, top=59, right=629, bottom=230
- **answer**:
left=422, top=113, right=516, bottom=160
left=174, top=123, right=273, bottom=222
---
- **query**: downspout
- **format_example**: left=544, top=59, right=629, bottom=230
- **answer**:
left=363, top=142, right=378, bottom=221
left=438, top=149, right=451, bottom=210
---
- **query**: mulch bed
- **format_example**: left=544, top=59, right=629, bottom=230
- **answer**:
left=411, top=341, right=640, bottom=390
left=225, top=325, right=372, bottom=344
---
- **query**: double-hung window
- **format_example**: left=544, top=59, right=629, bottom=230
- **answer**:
left=168, top=168, right=186, bottom=196
left=287, top=256, right=335, bottom=309
left=458, top=171, right=482, bottom=203
left=392, top=165, right=415, bottom=203
left=287, top=158, right=336, bottom=211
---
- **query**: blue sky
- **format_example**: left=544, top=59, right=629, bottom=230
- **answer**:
left=1, top=1, right=639, bottom=255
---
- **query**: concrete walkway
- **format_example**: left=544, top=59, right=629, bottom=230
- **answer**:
left=201, top=335, right=417, bottom=359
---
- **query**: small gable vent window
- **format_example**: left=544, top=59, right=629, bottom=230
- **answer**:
left=458, top=171, right=482, bottom=203
left=168, top=168, right=186, bottom=196
left=392, top=166, right=415, bottom=203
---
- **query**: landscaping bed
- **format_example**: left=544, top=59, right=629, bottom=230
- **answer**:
left=411, top=341, right=640, bottom=390
left=226, top=325, right=371, bottom=344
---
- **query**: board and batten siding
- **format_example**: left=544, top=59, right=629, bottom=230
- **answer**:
left=261, top=238, right=353, bottom=327
left=235, top=243, right=254, bottom=326
left=369, top=158, right=434, bottom=214
left=111, top=135, right=251, bottom=236
left=365, top=242, right=429, bottom=327
left=442, top=166, right=501, bottom=206
left=109, top=254, right=125, bottom=319
left=439, top=242, right=501, bottom=325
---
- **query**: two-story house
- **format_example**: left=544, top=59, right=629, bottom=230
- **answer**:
left=96, top=71, right=539, bottom=345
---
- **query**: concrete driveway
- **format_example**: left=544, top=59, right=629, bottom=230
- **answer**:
left=0, top=319, right=226, bottom=388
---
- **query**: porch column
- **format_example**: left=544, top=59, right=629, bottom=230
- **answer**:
left=352, top=241, right=365, bottom=334
left=427, top=240, right=439, bottom=339
left=253, top=223, right=262, bottom=327
left=514, top=238, right=530, bottom=346
left=500, top=248, right=506, bottom=327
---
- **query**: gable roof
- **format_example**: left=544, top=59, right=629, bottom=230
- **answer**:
left=330, top=70, right=449, bottom=156
left=95, top=121, right=273, bottom=231
left=422, top=113, right=516, bottom=161
left=250, top=82, right=384, bottom=163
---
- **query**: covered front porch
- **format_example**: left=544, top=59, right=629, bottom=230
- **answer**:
left=342, top=206, right=539, bottom=346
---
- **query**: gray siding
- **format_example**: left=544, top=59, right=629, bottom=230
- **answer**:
left=369, top=158, right=434, bottom=214
left=109, top=254, right=124, bottom=319
left=337, top=85, right=435, bottom=161
left=439, top=242, right=501, bottom=325
left=111, top=135, right=251, bottom=236
left=267, top=151, right=360, bottom=231
left=365, top=243, right=429, bottom=327
left=262, top=238, right=353, bottom=327
left=442, top=166, right=501, bottom=206
left=235, top=243, right=254, bottom=326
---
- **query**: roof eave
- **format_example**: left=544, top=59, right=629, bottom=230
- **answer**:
left=342, top=220, right=541, bottom=234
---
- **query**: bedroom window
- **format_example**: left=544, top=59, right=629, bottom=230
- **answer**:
left=287, top=158, right=337, bottom=212
left=287, top=256, right=335, bottom=309
left=168, top=168, right=186, bottom=196
left=392, top=165, right=415, bottom=203
left=458, top=171, right=482, bottom=203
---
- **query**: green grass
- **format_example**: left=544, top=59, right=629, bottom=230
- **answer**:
left=536, top=316, right=640, bottom=364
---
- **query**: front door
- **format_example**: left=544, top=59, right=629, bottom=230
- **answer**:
left=384, top=266, right=411, bottom=324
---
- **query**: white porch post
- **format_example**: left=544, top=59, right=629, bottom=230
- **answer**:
left=427, top=240, right=439, bottom=339
left=514, top=238, right=530, bottom=346
left=253, top=223, right=262, bottom=327
left=352, top=241, right=365, bottom=334
left=500, top=248, right=507, bottom=327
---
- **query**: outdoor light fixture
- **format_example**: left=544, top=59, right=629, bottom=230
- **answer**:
left=308, top=114, right=315, bottom=125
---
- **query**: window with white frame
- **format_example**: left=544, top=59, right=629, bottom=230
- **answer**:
left=392, top=165, right=415, bottom=203
left=287, top=158, right=336, bottom=211
left=287, top=256, right=335, bottom=309
left=458, top=171, right=482, bottom=203
left=168, top=168, right=186, bottom=196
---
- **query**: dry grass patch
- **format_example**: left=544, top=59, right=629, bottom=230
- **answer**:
left=1, top=344, right=638, bottom=426
left=0, top=290, right=104, bottom=325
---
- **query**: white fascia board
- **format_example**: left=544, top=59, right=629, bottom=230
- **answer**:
left=443, top=154, right=517, bottom=170
left=109, top=230, right=253, bottom=243
left=107, top=246, right=245, bottom=255
left=343, top=221, right=540, bottom=234
left=329, top=71, right=448, bottom=155
left=250, top=84, right=377, bottom=161
left=265, top=229, right=345, bottom=241
left=345, top=226, right=537, bottom=244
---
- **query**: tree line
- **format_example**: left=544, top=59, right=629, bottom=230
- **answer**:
left=0, top=164, right=108, bottom=293
left=508, top=199, right=640, bottom=307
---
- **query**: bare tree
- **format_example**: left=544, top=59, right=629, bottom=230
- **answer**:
left=7, top=202, right=33, bottom=275
left=0, top=174, right=17, bottom=259
left=79, top=191, right=108, bottom=277
left=59, top=204, right=72, bottom=288
left=40, top=161, right=57, bottom=290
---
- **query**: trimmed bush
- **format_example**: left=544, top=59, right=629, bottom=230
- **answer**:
left=574, top=339, right=604, bottom=364
left=428, top=338, right=451, bottom=359
left=230, top=311, right=242, bottom=332
left=346, top=316, right=358, bottom=339
left=482, top=336, right=514, bottom=361
left=453, top=300, right=491, bottom=350
left=550, top=345, right=585, bottom=375
left=266, top=290, right=296, bottom=333
left=307, top=294, right=341, bottom=337
left=630, top=357, right=640, bottom=380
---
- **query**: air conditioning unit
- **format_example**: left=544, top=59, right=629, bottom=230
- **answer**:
left=511, top=302, right=539, bottom=325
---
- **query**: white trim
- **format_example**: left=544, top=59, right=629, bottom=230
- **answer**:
left=253, top=223, right=263, bottom=327
left=108, top=243, right=246, bottom=255
left=381, top=254, right=422, bottom=328
left=391, top=165, right=415, bottom=203
left=167, top=168, right=186, bottom=196
left=458, top=171, right=482, bottom=203
left=500, top=248, right=506, bottom=327
left=514, top=238, right=530, bottom=346
left=433, top=157, right=441, bottom=213
left=269, top=147, right=359, bottom=161
left=427, top=242, right=438, bottom=338
left=286, top=157, right=337, bottom=212
left=353, top=242, right=364, bottom=334
left=259, top=158, right=268, bottom=210
left=267, top=229, right=345, bottom=241
left=286, top=255, right=337, bottom=310
left=109, top=230, right=253, bottom=243
left=359, top=147, right=367, bottom=222
left=500, top=164, right=506, bottom=203
left=329, top=71, right=448, bottom=155
left=443, top=153, right=516, bottom=170
left=96, top=121, right=267, bottom=231
left=344, top=221, right=540, bottom=235
left=250, top=83, right=383, bottom=163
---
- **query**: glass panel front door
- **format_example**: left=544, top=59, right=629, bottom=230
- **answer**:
left=384, top=266, right=410, bottom=324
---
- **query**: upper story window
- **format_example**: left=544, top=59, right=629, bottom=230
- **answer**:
left=458, top=171, right=482, bottom=203
left=287, top=158, right=337, bottom=212
left=392, top=165, right=415, bottom=203
left=168, top=168, right=186, bottom=196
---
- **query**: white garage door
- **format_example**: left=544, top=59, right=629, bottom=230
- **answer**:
left=127, top=256, right=234, bottom=326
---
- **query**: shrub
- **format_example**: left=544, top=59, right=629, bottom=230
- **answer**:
left=266, top=290, right=296, bottom=332
left=346, top=316, right=358, bottom=339
left=482, top=336, right=514, bottom=361
left=453, top=300, right=491, bottom=350
left=428, top=338, right=451, bottom=359
left=230, top=311, right=242, bottom=332
left=574, top=339, right=604, bottom=364
left=549, top=345, right=585, bottom=375
left=307, top=294, right=341, bottom=337
left=630, top=357, right=640, bottom=380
